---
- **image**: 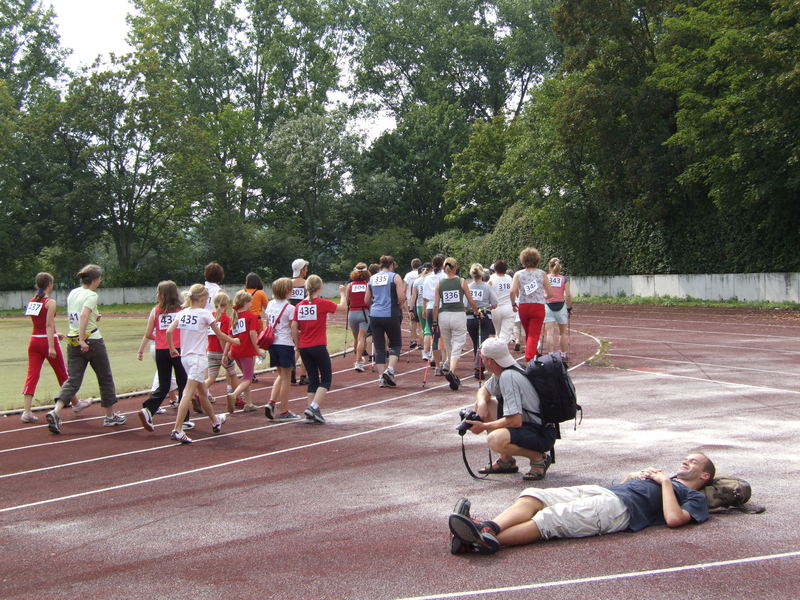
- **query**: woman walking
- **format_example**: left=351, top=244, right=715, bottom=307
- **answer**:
left=45, top=265, right=126, bottom=434
left=467, top=263, right=497, bottom=378
left=409, top=263, right=432, bottom=361
left=510, top=248, right=553, bottom=362
left=291, top=275, right=347, bottom=423
left=364, top=255, right=406, bottom=387
left=263, top=278, right=299, bottom=420
left=21, top=273, right=88, bottom=423
left=432, top=257, right=480, bottom=391
left=345, top=263, right=370, bottom=372
left=488, top=260, right=515, bottom=344
left=422, top=254, right=447, bottom=374
left=542, top=258, right=572, bottom=365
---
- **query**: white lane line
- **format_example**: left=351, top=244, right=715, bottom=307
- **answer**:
left=604, top=335, right=800, bottom=356
left=0, top=403, right=461, bottom=514
left=606, top=353, right=800, bottom=378
left=584, top=322, right=800, bottom=342
left=576, top=313, right=800, bottom=331
left=394, top=550, right=800, bottom=600
left=612, top=366, right=800, bottom=395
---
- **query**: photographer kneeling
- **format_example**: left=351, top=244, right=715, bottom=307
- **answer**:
left=465, top=337, right=556, bottom=481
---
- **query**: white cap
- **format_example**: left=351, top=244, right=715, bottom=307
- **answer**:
left=292, top=258, right=308, bottom=277
left=480, top=337, right=517, bottom=368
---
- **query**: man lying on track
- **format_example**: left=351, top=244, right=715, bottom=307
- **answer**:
left=448, top=452, right=715, bottom=554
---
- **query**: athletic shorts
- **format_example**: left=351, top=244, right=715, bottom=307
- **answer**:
left=181, top=354, right=209, bottom=383
left=348, top=310, right=369, bottom=333
left=269, top=344, right=295, bottom=368
left=508, top=422, right=557, bottom=453
left=207, top=350, right=236, bottom=377
left=520, top=485, right=630, bottom=540
left=544, top=302, right=568, bottom=324
left=236, top=356, right=255, bottom=381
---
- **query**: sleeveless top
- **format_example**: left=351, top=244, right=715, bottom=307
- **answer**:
left=348, top=280, right=369, bottom=311
left=547, top=274, right=568, bottom=303
left=517, top=269, right=546, bottom=304
left=153, top=306, right=181, bottom=350
left=369, top=271, right=400, bottom=318
left=438, top=277, right=466, bottom=313
left=26, top=295, right=51, bottom=335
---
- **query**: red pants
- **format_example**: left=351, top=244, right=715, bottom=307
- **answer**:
left=23, top=336, right=68, bottom=396
left=518, top=303, right=545, bottom=361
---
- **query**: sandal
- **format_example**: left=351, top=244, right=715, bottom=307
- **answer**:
left=523, top=454, right=552, bottom=481
left=478, top=458, right=518, bottom=475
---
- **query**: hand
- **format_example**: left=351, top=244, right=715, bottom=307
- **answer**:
left=231, top=338, right=241, bottom=345
left=48, top=349, right=57, bottom=359
left=432, top=321, right=439, bottom=336
left=57, top=333, right=65, bottom=341
left=466, top=420, right=486, bottom=434
left=96, top=314, right=102, bottom=322
left=512, top=303, right=518, bottom=313
left=567, top=307, right=573, bottom=314
left=169, top=348, right=179, bottom=358
left=137, top=350, right=144, bottom=361
left=338, top=284, right=345, bottom=293
left=79, top=342, right=90, bottom=353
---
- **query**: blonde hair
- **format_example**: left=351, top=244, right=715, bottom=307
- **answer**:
left=305, top=274, right=322, bottom=296
left=231, top=290, right=252, bottom=323
left=470, top=263, right=484, bottom=281
left=213, top=290, right=230, bottom=317
left=443, top=257, right=458, bottom=273
left=183, top=283, right=209, bottom=308
left=519, top=247, right=541, bottom=269
left=77, top=264, right=102, bottom=285
left=548, top=257, right=562, bottom=275
left=272, top=277, right=292, bottom=300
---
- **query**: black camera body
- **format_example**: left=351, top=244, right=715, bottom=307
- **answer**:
left=457, top=408, right=483, bottom=436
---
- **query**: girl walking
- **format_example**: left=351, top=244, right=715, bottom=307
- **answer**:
left=542, top=258, right=572, bottom=365
left=409, top=263, right=432, bottom=361
left=21, top=273, right=88, bottom=423
left=45, top=265, right=125, bottom=434
left=467, top=263, right=497, bottom=378
left=291, top=275, right=347, bottom=424
left=204, top=291, right=238, bottom=404
left=166, top=284, right=239, bottom=443
left=263, top=278, right=299, bottom=420
left=345, top=262, right=370, bottom=372
left=226, top=291, right=264, bottom=413
left=510, top=248, right=553, bottom=362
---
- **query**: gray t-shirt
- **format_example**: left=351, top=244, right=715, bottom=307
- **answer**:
left=483, top=367, right=542, bottom=425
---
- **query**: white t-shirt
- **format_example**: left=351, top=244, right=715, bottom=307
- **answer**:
left=174, top=307, right=216, bottom=356
left=266, top=299, right=294, bottom=347
left=422, top=270, right=446, bottom=305
left=204, top=281, right=221, bottom=311
left=404, top=270, right=419, bottom=302
left=489, top=273, right=513, bottom=307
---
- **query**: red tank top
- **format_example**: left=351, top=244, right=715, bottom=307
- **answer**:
left=27, top=295, right=51, bottom=335
left=153, top=306, right=181, bottom=350
left=348, top=280, right=369, bottom=311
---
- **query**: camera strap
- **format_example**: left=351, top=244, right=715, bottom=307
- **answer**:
left=461, top=436, right=493, bottom=480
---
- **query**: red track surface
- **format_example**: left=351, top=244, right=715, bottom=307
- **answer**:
left=2, top=304, right=799, bottom=599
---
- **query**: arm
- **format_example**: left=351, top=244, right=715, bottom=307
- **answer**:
left=395, top=274, right=407, bottom=312
left=542, top=271, right=554, bottom=300
left=136, top=309, right=157, bottom=360
left=510, top=273, right=519, bottom=312
left=249, top=328, right=265, bottom=358
left=409, top=283, right=418, bottom=312
left=463, top=279, right=479, bottom=314
left=467, top=412, right=522, bottom=434
left=333, top=285, right=347, bottom=312
left=432, top=282, right=441, bottom=323
left=45, top=299, right=57, bottom=358
left=364, top=284, right=372, bottom=308
left=166, top=318, right=179, bottom=357
left=210, top=321, right=239, bottom=346
left=291, top=319, right=300, bottom=348
left=78, top=306, right=92, bottom=352
left=645, top=469, right=693, bottom=528
left=565, top=280, right=572, bottom=311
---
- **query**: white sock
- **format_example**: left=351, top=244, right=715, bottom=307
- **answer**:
left=310, top=401, right=319, bottom=410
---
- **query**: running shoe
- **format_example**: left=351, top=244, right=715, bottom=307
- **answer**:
left=243, top=403, right=258, bottom=412
left=434, top=367, right=443, bottom=377
left=212, top=413, right=227, bottom=433
left=378, top=376, right=385, bottom=388
left=441, top=362, right=450, bottom=374
left=445, top=371, right=460, bottom=391
left=298, top=375, right=309, bottom=386
left=409, top=340, right=418, bottom=349
left=278, top=411, right=299, bottom=421
left=103, top=413, right=127, bottom=427
left=264, top=401, right=276, bottom=420
left=303, top=405, right=325, bottom=424
left=182, top=420, right=195, bottom=430
left=235, top=395, right=245, bottom=408
left=226, top=385, right=234, bottom=394
left=381, top=368, right=396, bottom=387
left=207, top=391, right=216, bottom=404
left=138, top=407, right=154, bottom=432
left=170, top=429, right=193, bottom=444
left=354, top=361, right=365, bottom=372
left=448, top=513, right=500, bottom=555
left=169, top=398, right=179, bottom=409
left=421, top=351, right=430, bottom=362
left=156, top=407, right=166, bottom=414
left=20, top=411, right=39, bottom=423
left=45, top=410, right=61, bottom=434
left=71, top=398, right=93, bottom=413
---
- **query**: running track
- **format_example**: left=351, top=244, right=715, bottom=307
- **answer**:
left=1, top=304, right=799, bottom=599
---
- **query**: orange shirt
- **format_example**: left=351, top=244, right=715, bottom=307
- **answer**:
left=245, top=288, right=269, bottom=331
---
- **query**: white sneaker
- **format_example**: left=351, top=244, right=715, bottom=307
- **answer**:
left=20, top=411, right=38, bottom=423
left=354, top=361, right=365, bottom=372
left=212, top=413, right=227, bottom=434
left=72, top=398, right=93, bottom=413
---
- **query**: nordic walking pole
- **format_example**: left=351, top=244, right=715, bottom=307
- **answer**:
left=343, top=290, right=350, bottom=358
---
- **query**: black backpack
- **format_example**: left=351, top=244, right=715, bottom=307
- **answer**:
left=521, top=353, right=581, bottom=426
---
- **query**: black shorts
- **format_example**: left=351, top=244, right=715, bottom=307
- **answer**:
left=508, top=423, right=557, bottom=453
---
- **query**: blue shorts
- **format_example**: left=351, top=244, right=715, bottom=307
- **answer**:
left=269, top=344, right=295, bottom=368
left=544, top=302, right=568, bottom=324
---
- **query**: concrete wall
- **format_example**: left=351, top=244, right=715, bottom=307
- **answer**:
left=1, top=283, right=344, bottom=310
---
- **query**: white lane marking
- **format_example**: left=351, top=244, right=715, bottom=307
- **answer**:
left=607, top=353, right=800, bottom=377
left=0, top=403, right=461, bottom=514
left=576, top=312, right=800, bottom=331
left=585, top=322, right=800, bottom=342
left=613, top=366, right=800, bottom=395
left=605, top=335, right=800, bottom=356
left=394, top=550, right=800, bottom=600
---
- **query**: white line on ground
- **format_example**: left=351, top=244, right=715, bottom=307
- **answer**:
left=605, top=335, right=800, bottom=356
left=394, top=550, right=800, bottom=600
left=588, top=322, right=800, bottom=341
left=606, top=352, right=800, bottom=378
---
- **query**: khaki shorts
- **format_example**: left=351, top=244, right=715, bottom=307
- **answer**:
left=520, top=485, right=630, bottom=540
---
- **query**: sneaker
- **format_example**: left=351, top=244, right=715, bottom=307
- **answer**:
left=434, top=367, right=443, bottom=377
left=354, top=361, right=365, bottom=372
left=514, top=342, right=521, bottom=352
left=441, top=362, right=450, bottom=374
left=450, top=498, right=472, bottom=554
left=103, top=413, right=127, bottom=427
left=169, top=398, right=179, bottom=409
left=421, top=351, right=430, bottom=362
left=378, top=376, right=385, bottom=388
left=170, top=429, right=193, bottom=444
left=71, top=398, right=93, bottom=413
left=264, top=401, right=276, bottom=420
left=243, top=403, right=258, bottom=412
left=291, top=375, right=297, bottom=384
left=156, top=407, right=166, bottom=414
left=207, top=391, right=216, bottom=404
left=226, top=385, right=234, bottom=394
left=473, top=368, right=480, bottom=379
left=409, top=340, right=418, bottom=349
left=445, top=371, right=460, bottom=391
left=235, top=395, right=245, bottom=408
left=182, top=420, right=195, bottom=430
left=381, top=368, right=396, bottom=387
left=212, top=413, right=227, bottom=434
left=278, top=411, right=299, bottom=421
left=448, top=513, right=500, bottom=555
left=298, top=375, right=309, bottom=386
left=138, top=407, right=154, bottom=432
left=45, top=410, right=61, bottom=434
left=251, top=375, right=259, bottom=383
left=21, top=411, right=39, bottom=423
left=303, top=405, right=325, bottom=424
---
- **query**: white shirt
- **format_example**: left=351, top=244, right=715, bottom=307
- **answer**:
left=174, top=308, right=216, bottom=356
left=403, top=270, right=419, bottom=302
left=489, top=273, right=513, bottom=307
left=266, top=299, right=294, bottom=347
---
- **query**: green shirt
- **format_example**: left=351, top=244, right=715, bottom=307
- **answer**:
left=438, top=277, right=466, bottom=313
left=66, top=287, right=102, bottom=339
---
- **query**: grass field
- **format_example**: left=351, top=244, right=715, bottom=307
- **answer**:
left=1, top=312, right=348, bottom=412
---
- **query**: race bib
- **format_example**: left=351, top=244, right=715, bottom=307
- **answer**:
left=470, top=289, right=484, bottom=301
left=177, top=313, right=201, bottom=331
left=231, top=318, right=246, bottom=336
left=371, top=273, right=389, bottom=287
left=523, top=280, right=538, bottom=296
left=549, top=276, right=563, bottom=288
left=351, top=283, right=367, bottom=293
left=25, top=301, right=44, bottom=316
left=297, top=304, right=318, bottom=321
left=68, top=312, right=80, bottom=328
left=496, top=282, right=511, bottom=292
left=157, top=313, right=175, bottom=330
left=290, top=287, right=305, bottom=300
left=442, top=290, right=461, bottom=304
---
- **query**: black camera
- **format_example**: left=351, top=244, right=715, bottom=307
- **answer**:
left=456, top=408, right=483, bottom=436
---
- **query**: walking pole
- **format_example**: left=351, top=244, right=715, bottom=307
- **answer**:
left=343, top=293, right=350, bottom=358
left=476, top=312, right=483, bottom=383
left=422, top=354, right=431, bottom=387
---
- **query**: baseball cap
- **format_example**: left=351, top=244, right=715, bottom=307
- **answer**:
left=292, top=258, right=309, bottom=277
left=480, top=337, right=517, bottom=368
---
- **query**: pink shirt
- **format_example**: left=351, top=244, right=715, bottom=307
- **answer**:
left=547, top=274, right=568, bottom=303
